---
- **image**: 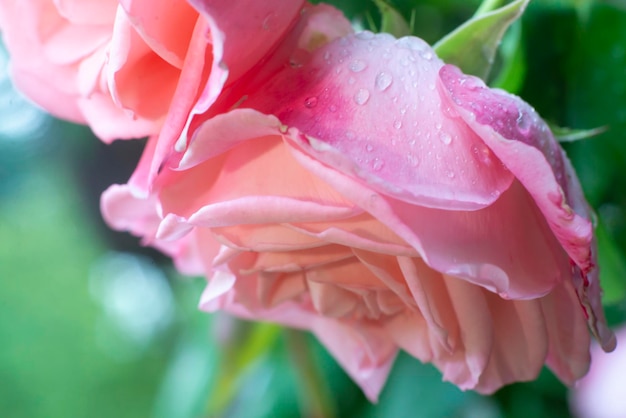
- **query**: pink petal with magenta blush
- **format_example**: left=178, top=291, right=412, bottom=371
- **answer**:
left=245, top=32, right=514, bottom=210
left=185, top=0, right=306, bottom=108
left=148, top=3, right=350, bottom=185
left=175, top=0, right=306, bottom=151
left=438, top=64, right=615, bottom=351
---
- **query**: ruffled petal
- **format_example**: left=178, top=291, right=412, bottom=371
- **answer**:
left=154, top=120, right=360, bottom=241
left=100, top=183, right=202, bottom=274
left=197, top=263, right=396, bottom=402
left=287, top=142, right=571, bottom=299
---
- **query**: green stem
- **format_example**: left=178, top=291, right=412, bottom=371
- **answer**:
left=206, top=322, right=282, bottom=416
left=286, top=330, right=337, bottom=418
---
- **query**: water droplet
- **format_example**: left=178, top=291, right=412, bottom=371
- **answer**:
left=304, top=97, right=318, bottom=108
left=323, top=51, right=331, bottom=61
left=427, top=82, right=435, bottom=91
left=374, top=72, right=393, bottom=91
left=349, top=59, right=367, bottom=72
left=393, top=120, right=402, bottom=129
left=516, top=110, right=531, bottom=133
left=442, top=105, right=459, bottom=119
left=262, top=13, right=276, bottom=31
left=395, top=37, right=427, bottom=52
left=348, top=77, right=356, bottom=85
left=356, top=31, right=375, bottom=40
left=289, top=55, right=304, bottom=68
left=365, top=144, right=373, bottom=152
left=328, top=104, right=337, bottom=113
left=439, top=132, right=452, bottom=145
left=407, top=154, right=419, bottom=167
left=435, top=122, right=442, bottom=130
left=354, top=89, right=370, bottom=105
left=372, top=158, right=384, bottom=171
left=447, top=171, right=455, bottom=179
left=421, top=50, right=433, bottom=60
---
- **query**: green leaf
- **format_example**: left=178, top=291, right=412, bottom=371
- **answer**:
left=434, top=0, right=529, bottom=80
left=550, top=124, right=608, bottom=143
left=373, top=0, right=411, bottom=37
left=596, top=221, right=626, bottom=305
left=474, top=0, right=506, bottom=16
left=488, top=21, right=526, bottom=93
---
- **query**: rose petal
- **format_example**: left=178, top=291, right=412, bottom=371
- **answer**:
left=100, top=183, right=202, bottom=274
left=438, top=64, right=615, bottom=351
left=107, top=6, right=180, bottom=119
left=290, top=212, right=417, bottom=256
left=120, top=0, right=197, bottom=68
left=211, top=224, right=326, bottom=252
left=540, top=280, right=591, bottom=383
left=198, top=267, right=396, bottom=401
left=288, top=144, right=571, bottom=299
left=53, top=0, right=117, bottom=25
left=245, top=32, right=515, bottom=210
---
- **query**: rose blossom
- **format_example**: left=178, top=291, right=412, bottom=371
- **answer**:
left=0, top=0, right=311, bottom=142
left=101, top=23, right=617, bottom=401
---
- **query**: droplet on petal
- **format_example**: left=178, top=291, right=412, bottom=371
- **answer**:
left=304, top=96, right=318, bottom=108
left=354, top=89, right=370, bottom=105
left=407, top=154, right=419, bottom=167
left=349, top=59, right=367, bottom=73
left=374, top=72, right=393, bottom=91
left=516, top=110, right=531, bottom=134
left=439, top=132, right=452, bottom=145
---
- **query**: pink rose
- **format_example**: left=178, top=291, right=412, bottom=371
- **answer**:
left=571, top=325, right=626, bottom=418
left=102, top=29, right=617, bottom=400
left=0, top=0, right=311, bottom=142
left=100, top=24, right=616, bottom=402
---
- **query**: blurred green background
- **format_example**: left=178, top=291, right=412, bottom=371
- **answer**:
left=1, top=0, right=626, bottom=417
